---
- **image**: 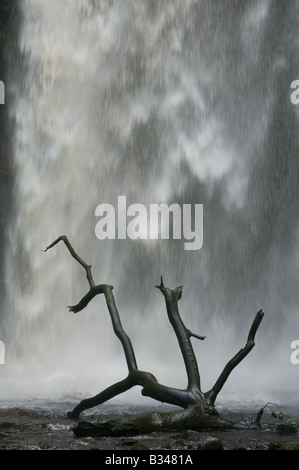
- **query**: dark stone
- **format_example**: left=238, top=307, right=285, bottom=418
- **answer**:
left=130, top=441, right=150, bottom=450
left=197, top=438, right=224, bottom=450
left=268, top=441, right=286, bottom=450
left=276, top=424, right=298, bottom=435
left=184, top=430, right=201, bottom=440
left=73, top=420, right=140, bottom=438
left=202, top=439, right=224, bottom=450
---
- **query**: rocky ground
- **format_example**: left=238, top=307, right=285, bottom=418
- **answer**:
left=0, top=401, right=298, bottom=453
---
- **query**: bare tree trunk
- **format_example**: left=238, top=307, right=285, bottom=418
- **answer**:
left=43, top=236, right=264, bottom=434
left=73, top=404, right=237, bottom=438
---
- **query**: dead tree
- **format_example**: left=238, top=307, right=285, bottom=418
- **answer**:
left=43, top=236, right=264, bottom=436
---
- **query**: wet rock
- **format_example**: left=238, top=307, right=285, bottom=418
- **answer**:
left=276, top=424, right=298, bottom=435
left=197, top=435, right=224, bottom=450
left=285, top=444, right=299, bottom=450
left=268, top=441, right=299, bottom=451
left=120, top=438, right=150, bottom=450
left=0, top=421, right=17, bottom=429
left=2, top=405, right=299, bottom=451
left=74, top=420, right=140, bottom=437
left=130, top=441, right=150, bottom=450
left=121, top=438, right=138, bottom=446
left=268, top=441, right=287, bottom=450
left=199, top=439, right=224, bottom=450
left=184, top=430, right=201, bottom=440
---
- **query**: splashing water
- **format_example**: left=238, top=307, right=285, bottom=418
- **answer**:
left=1, top=0, right=299, bottom=407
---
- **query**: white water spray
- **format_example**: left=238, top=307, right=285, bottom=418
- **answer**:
left=2, top=0, right=299, bottom=407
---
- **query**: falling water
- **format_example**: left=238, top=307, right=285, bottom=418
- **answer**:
left=1, top=0, right=299, bottom=408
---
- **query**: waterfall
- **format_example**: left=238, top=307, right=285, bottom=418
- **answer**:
left=1, top=0, right=299, bottom=405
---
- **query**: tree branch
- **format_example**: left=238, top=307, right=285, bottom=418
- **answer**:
left=103, top=285, right=138, bottom=372
left=67, top=376, right=136, bottom=419
left=43, top=239, right=208, bottom=416
left=68, top=285, right=107, bottom=313
left=43, top=236, right=264, bottom=424
left=156, top=277, right=202, bottom=395
left=187, top=330, right=206, bottom=341
left=43, top=237, right=202, bottom=416
left=72, top=404, right=236, bottom=437
left=205, top=309, right=264, bottom=406
left=43, top=236, right=138, bottom=372
left=43, top=235, right=95, bottom=287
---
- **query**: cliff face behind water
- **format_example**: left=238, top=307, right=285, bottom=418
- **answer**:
left=0, top=1, right=20, bottom=320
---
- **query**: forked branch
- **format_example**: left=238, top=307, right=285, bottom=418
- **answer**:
left=43, top=236, right=206, bottom=417
left=43, top=235, right=264, bottom=424
left=204, top=309, right=264, bottom=406
left=43, top=235, right=95, bottom=288
left=155, top=277, right=202, bottom=393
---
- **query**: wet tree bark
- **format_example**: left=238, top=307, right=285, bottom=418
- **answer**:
left=43, top=236, right=264, bottom=435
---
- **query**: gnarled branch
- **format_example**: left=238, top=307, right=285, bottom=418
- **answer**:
left=43, top=236, right=205, bottom=418
left=204, top=309, right=264, bottom=406
left=43, top=235, right=95, bottom=287
left=155, top=277, right=202, bottom=394
left=43, top=235, right=264, bottom=429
